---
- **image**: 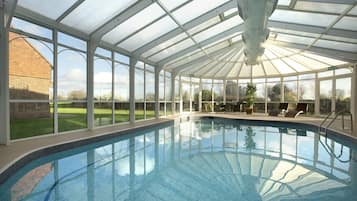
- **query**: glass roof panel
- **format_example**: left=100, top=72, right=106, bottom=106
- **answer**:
left=217, top=62, right=235, bottom=77
left=102, top=3, right=165, bottom=44
left=294, top=2, right=349, bottom=14
left=187, top=17, right=221, bottom=35
left=224, top=8, right=238, bottom=17
left=349, top=5, right=357, bottom=15
left=142, top=33, right=188, bottom=58
left=204, top=41, right=230, bottom=54
left=118, top=16, right=178, bottom=52
left=281, top=57, right=309, bottom=72
left=172, top=0, right=230, bottom=25
left=270, top=10, right=338, bottom=27
left=289, top=54, right=329, bottom=70
left=269, top=28, right=320, bottom=38
left=333, top=17, right=357, bottom=31
left=278, top=0, right=291, bottom=6
left=193, top=16, right=243, bottom=42
left=62, top=0, right=138, bottom=33
left=262, top=60, right=279, bottom=76
left=275, top=33, right=315, bottom=46
left=314, top=39, right=357, bottom=52
left=252, top=64, right=265, bottom=77
left=160, top=0, right=189, bottom=11
left=227, top=63, right=242, bottom=78
left=149, top=39, right=195, bottom=62
left=239, top=64, right=251, bottom=78
left=271, top=59, right=295, bottom=74
left=264, top=49, right=279, bottom=60
left=301, top=52, right=346, bottom=66
left=18, top=0, right=77, bottom=20
left=11, top=17, right=52, bottom=40
left=322, top=35, right=357, bottom=44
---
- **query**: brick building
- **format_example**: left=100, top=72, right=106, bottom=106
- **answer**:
left=9, top=32, right=52, bottom=119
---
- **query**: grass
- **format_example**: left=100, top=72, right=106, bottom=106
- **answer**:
left=10, top=107, right=156, bottom=140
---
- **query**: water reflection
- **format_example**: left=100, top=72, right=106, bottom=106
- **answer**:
left=1, top=118, right=356, bottom=201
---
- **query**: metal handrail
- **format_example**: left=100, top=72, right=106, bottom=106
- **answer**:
left=318, top=110, right=354, bottom=163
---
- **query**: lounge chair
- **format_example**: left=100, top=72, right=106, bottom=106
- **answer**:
left=285, top=103, right=308, bottom=118
left=268, top=103, right=288, bottom=116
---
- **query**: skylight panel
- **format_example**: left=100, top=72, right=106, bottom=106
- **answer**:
left=314, top=39, right=357, bottom=52
left=294, top=2, right=349, bottom=14
left=118, top=16, right=178, bottom=52
left=278, top=0, right=291, bottom=6
left=142, top=33, right=188, bottom=58
left=102, top=3, right=165, bottom=45
left=187, top=17, right=221, bottom=35
left=62, top=0, right=137, bottom=33
left=149, top=39, right=195, bottom=62
left=271, top=59, right=295, bottom=74
left=281, top=57, right=309, bottom=72
left=333, top=17, right=357, bottom=31
left=349, top=5, right=357, bottom=15
left=227, top=63, right=242, bottom=78
left=301, top=52, right=346, bottom=66
left=270, top=10, right=338, bottom=27
left=275, top=34, right=315, bottom=46
left=172, top=0, right=230, bottom=25
left=252, top=64, right=266, bottom=77
left=159, top=0, right=189, bottom=11
left=18, top=0, right=77, bottom=20
left=262, top=60, right=280, bottom=76
left=193, top=16, right=243, bottom=42
left=289, top=54, right=328, bottom=70
left=239, top=64, right=251, bottom=78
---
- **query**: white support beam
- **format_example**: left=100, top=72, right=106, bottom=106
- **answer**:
left=158, top=24, right=244, bottom=66
left=171, top=73, right=176, bottom=114
left=56, top=0, right=85, bottom=22
left=352, top=65, right=357, bottom=136
left=268, top=21, right=357, bottom=40
left=87, top=41, right=96, bottom=130
left=268, top=40, right=357, bottom=63
left=91, top=0, right=154, bottom=41
left=0, top=2, right=10, bottom=144
left=129, top=57, right=137, bottom=123
left=133, top=0, right=236, bottom=57
left=155, top=67, right=160, bottom=119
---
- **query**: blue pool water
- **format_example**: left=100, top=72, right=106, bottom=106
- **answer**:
left=0, top=117, right=356, bottom=201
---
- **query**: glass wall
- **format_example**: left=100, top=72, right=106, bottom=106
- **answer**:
left=267, top=78, right=281, bottom=113
left=114, top=53, right=130, bottom=123
left=159, top=71, right=165, bottom=116
left=201, top=79, right=212, bottom=112
left=165, top=72, right=172, bottom=115
left=145, top=65, right=155, bottom=119
left=253, top=78, right=266, bottom=113
left=213, top=80, right=224, bottom=111
left=225, top=80, right=238, bottom=112
left=135, top=62, right=145, bottom=120
left=336, top=77, right=351, bottom=112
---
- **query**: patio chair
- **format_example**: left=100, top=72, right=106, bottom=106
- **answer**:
left=285, top=103, right=308, bottom=118
left=268, top=103, right=288, bottom=116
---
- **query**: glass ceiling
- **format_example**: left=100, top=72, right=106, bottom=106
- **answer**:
left=15, top=0, right=357, bottom=78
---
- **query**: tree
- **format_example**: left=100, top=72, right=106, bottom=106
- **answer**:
left=68, top=90, right=86, bottom=100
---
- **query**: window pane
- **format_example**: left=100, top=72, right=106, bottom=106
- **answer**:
left=299, top=79, right=315, bottom=102
left=146, top=67, right=155, bottom=119
left=284, top=81, right=297, bottom=102
left=182, top=82, right=191, bottom=112
left=135, top=68, right=145, bottom=120
left=320, top=80, right=332, bottom=115
left=11, top=17, right=52, bottom=39
left=58, top=102, right=87, bottom=132
left=58, top=47, right=87, bottom=101
left=267, top=81, right=281, bottom=102
left=10, top=103, right=54, bottom=139
left=271, top=10, right=337, bottom=27
left=336, top=78, right=351, bottom=112
left=9, top=34, right=53, bottom=100
left=58, top=32, right=87, bottom=51
left=226, top=80, right=237, bottom=102
left=94, top=102, right=113, bottom=127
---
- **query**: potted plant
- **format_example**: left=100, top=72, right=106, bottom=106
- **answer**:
left=245, top=82, right=256, bottom=114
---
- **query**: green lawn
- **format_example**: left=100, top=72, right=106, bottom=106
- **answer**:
left=10, top=108, right=155, bottom=140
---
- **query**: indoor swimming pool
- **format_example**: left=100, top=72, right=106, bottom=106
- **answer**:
left=0, top=117, right=356, bottom=201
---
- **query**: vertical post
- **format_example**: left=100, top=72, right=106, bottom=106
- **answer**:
left=87, top=41, right=96, bottom=130
left=332, top=71, right=336, bottom=114
left=179, top=76, right=183, bottom=114
left=352, top=65, right=357, bottom=136
left=211, top=79, right=214, bottom=112
left=0, top=3, right=10, bottom=144
left=163, top=71, right=166, bottom=116
left=144, top=64, right=146, bottom=119
left=129, top=57, right=137, bottom=123
left=265, top=78, right=268, bottom=114
left=171, top=74, right=175, bottom=114
left=53, top=30, right=58, bottom=133
left=199, top=78, right=202, bottom=112
left=223, top=79, right=226, bottom=105
left=314, top=73, right=320, bottom=116
left=280, top=77, right=284, bottom=103
left=189, top=77, right=192, bottom=113
left=155, top=67, right=160, bottom=119
left=111, top=51, right=115, bottom=124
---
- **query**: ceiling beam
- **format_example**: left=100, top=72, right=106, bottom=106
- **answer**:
left=4, top=0, right=18, bottom=28
left=297, top=0, right=357, bottom=4
left=90, top=0, right=155, bottom=41
left=268, top=40, right=357, bottom=63
left=158, top=24, right=244, bottom=67
left=132, top=0, right=237, bottom=57
left=268, top=20, right=357, bottom=40
left=56, top=0, right=85, bottom=22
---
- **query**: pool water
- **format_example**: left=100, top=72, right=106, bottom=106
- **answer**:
left=0, top=117, right=356, bottom=201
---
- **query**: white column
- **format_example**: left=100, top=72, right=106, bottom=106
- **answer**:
left=189, top=78, right=192, bottom=113
left=87, top=41, right=96, bottom=130
left=352, top=65, right=357, bottom=136
left=211, top=79, right=214, bottom=112
left=53, top=30, right=58, bottom=133
left=111, top=51, right=115, bottom=124
left=314, top=73, right=320, bottom=116
left=179, top=76, right=183, bottom=114
left=264, top=78, right=268, bottom=114
left=332, top=72, right=336, bottom=114
left=223, top=79, right=226, bottom=105
left=155, top=67, right=160, bottom=119
left=199, top=78, right=202, bottom=112
left=171, top=74, right=175, bottom=114
left=0, top=4, right=10, bottom=144
left=129, top=58, right=137, bottom=123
